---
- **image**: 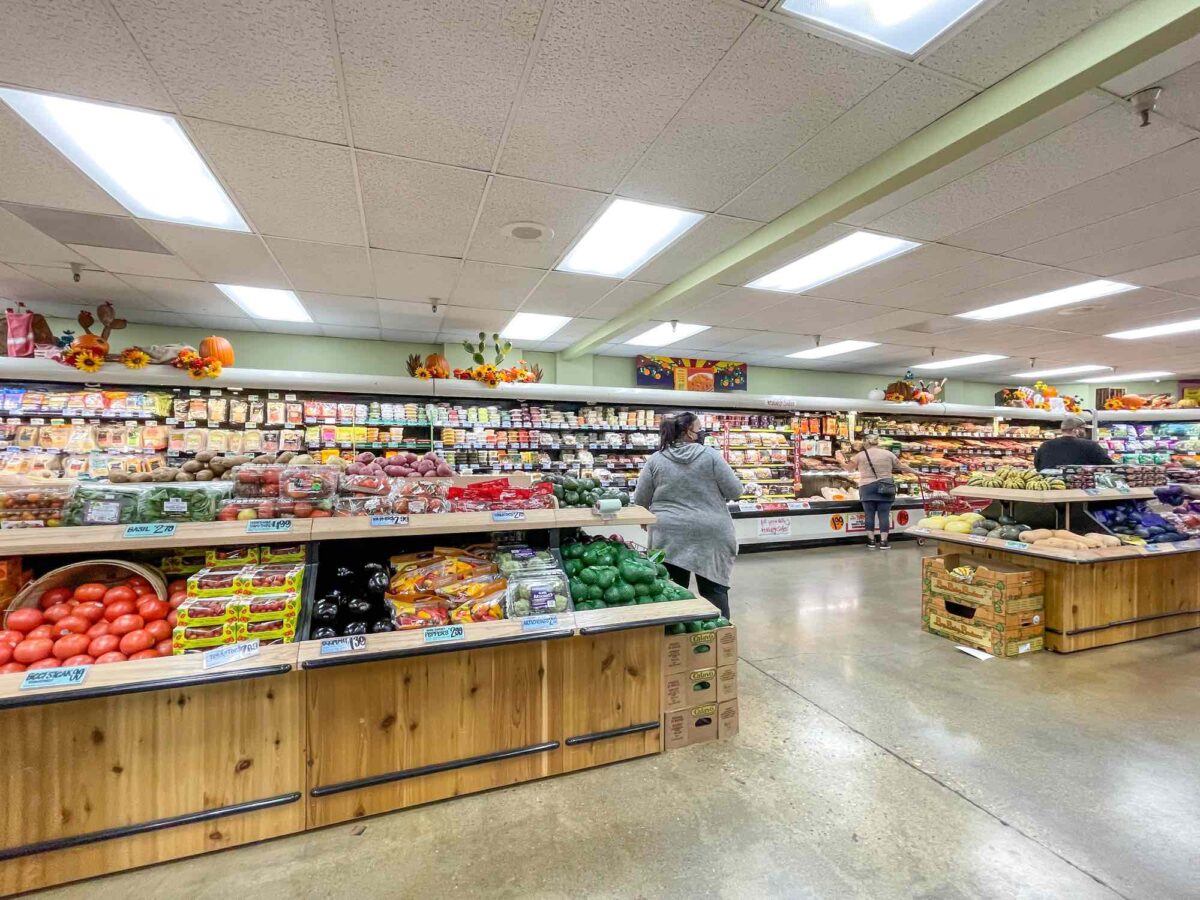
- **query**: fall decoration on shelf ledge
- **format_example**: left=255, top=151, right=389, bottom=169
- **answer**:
left=404, top=336, right=541, bottom=386
left=118, top=347, right=151, bottom=369
left=199, top=334, right=234, bottom=366
left=997, top=382, right=1082, bottom=413
left=172, top=347, right=223, bottom=379
left=405, top=352, right=450, bottom=380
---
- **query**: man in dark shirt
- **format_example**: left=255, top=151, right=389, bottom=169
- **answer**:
left=1034, top=415, right=1114, bottom=470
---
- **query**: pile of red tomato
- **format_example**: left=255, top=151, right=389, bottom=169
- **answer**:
left=0, top=575, right=187, bottom=673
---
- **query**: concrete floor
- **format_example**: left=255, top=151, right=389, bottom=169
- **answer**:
left=37, top=544, right=1200, bottom=899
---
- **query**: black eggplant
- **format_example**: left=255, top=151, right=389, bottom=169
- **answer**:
left=366, top=571, right=389, bottom=596
left=312, top=626, right=337, bottom=639
left=343, top=620, right=368, bottom=636
left=323, top=589, right=345, bottom=607
left=362, top=562, right=386, bottom=577
left=313, top=600, right=338, bottom=623
left=346, top=597, right=373, bottom=617
left=370, top=619, right=395, bottom=633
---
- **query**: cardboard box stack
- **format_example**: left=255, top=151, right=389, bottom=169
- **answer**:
left=921, top=553, right=1045, bottom=657
left=663, top=624, right=738, bottom=749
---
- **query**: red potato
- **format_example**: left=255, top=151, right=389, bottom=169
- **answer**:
left=103, top=600, right=137, bottom=622
left=0, top=629, right=22, bottom=647
left=102, top=585, right=136, bottom=606
left=26, top=657, right=61, bottom=670
left=118, top=630, right=154, bottom=656
left=85, top=621, right=110, bottom=638
left=144, top=619, right=172, bottom=642
left=72, top=583, right=107, bottom=603
left=128, top=649, right=160, bottom=661
left=13, top=639, right=53, bottom=664
left=52, top=633, right=91, bottom=660
left=25, top=625, right=54, bottom=641
left=136, top=599, right=169, bottom=622
left=109, top=614, right=144, bottom=636
left=73, top=602, right=105, bottom=624
left=6, top=608, right=44, bottom=633
left=42, top=603, right=73, bottom=624
left=38, top=587, right=72, bottom=609
left=51, top=616, right=90, bottom=636
left=94, top=651, right=127, bottom=664
left=0, top=662, right=26, bottom=674
left=88, top=634, right=120, bottom=657
left=62, top=655, right=95, bottom=667
left=154, top=639, right=173, bottom=656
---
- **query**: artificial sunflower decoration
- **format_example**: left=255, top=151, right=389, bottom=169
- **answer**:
left=71, top=348, right=104, bottom=373
left=119, top=347, right=151, bottom=369
left=413, top=366, right=431, bottom=380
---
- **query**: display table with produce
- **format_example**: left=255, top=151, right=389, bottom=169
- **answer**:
left=0, top=498, right=722, bottom=894
left=909, top=479, right=1200, bottom=653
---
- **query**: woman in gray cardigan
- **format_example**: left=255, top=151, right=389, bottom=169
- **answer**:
left=633, top=412, right=743, bottom=619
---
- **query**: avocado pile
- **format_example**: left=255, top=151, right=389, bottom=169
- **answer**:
left=541, top=474, right=630, bottom=509
left=665, top=616, right=730, bottom=634
left=561, top=538, right=693, bottom=610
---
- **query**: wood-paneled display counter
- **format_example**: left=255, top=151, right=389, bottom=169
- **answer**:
left=0, top=509, right=718, bottom=894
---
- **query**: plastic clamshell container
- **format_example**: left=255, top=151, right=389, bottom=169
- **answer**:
left=62, top=483, right=148, bottom=526
left=136, top=481, right=231, bottom=523
left=505, top=571, right=571, bottom=617
left=495, top=547, right=558, bottom=577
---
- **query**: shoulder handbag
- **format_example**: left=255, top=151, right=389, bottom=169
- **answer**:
left=864, top=450, right=897, bottom=499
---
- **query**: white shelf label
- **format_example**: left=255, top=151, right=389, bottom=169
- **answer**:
left=124, top=523, right=177, bottom=539
left=370, top=515, right=408, bottom=527
left=20, top=665, right=89, bottom=691
left=492, top=511, right=525, bottom=523
left=203, top=639, right=260, bottom=670
left=319, top=635, right=367, bottom=656
left=422, top=624, right=465, bottom=645
left=246, top=518, right=293, bottom=534
left=967, top=535, right=988, bottom=544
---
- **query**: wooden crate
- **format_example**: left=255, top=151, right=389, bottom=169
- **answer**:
left=922, top=553, right=1044, bottom=657
left=923, top=595, right=1045, bottom=657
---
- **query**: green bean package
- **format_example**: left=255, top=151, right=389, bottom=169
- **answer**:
left=63, top=483, right=147, bottom=526
left=137, top=482, right=232, bottom=523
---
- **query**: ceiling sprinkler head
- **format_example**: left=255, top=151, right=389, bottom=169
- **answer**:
left=1129, top=86, right=1163, bottom=127
left=70, top=262, right=82, bottom=283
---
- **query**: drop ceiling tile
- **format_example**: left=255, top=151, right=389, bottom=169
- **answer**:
left=498, top=0, right=752, bottom=191
left=721, top=68, right=972, bottom=222
left=137, top=222, right=288, bottom=287
left=815, top=243, right=983, bottom=302
left=1150, top=60, right=1200, bottom=132
left=1069, top=225, right=1200, bottom=279
left=438, top=306, right=512, bottom=334
left=0, top=105, right=124, bottom=215
left=622, top=20, right=896, bottom=212
left=519, top=271, right=620, bottom=316
left=370, top=250, right=461, bottom=304
left=111, top=0, right=345, bottom=142
left=12, top=264, right=163, bottom=308
left=919, top=0, right=1135, bottom=89
left=336, top=0, right=541, bottom=167
left=0, top=205, right=165, bottom=252
left=321, top=325, right=382, bottom=341
left=653, top=282, right=738, bottom=321
left=872, top=105, right=1192, bottom=242
left=357, top=153, right=486, bottom=256
left=116, top=274, right=245, bottom=317
left=1115, top=254, right=1200, bottom=291
left=0, top=0, right=173, bottom=109
left=846, top=92, right=1111, bottom=228
left=1015, top=289, right=1196, bottom=334
left=0, top=261, right=69, bottom=305
left=947, top=140, right=1200, bottom=255
left=188, top=120, right=363, bottom=245
left=186, top=314, right=258, bottom=332
left=537, top=317, right=607, bottom=343
left=0, top=209, right=87, bottom=268
left=378, top=299, right=445, bottom=332
left=66, top=245, right=197, bottom=279
left=635, top=215, right=761, bottom=284
left=908, top=267, right=1089, bottom=318
left=734, top=296, right=873, bottom=332
left=450, top=262, right=542, bottom=310
left=381, top=329, right=442, bottom=344
left=265, top=239, right=372, bottom=297
left=720, top=331, right=814, bottom=354
left=583, top=281, right=663, bottom=318
left=467, top=177, right=607, bottom=268
left=717, top=222, right=854, bottom=287
left=296, top=293, right=379, bottom=327
left=121, top=308, right=194, bottom=327
left=860, top=255, right=1047, bottom=312
left=256, top=320, right=323, bottom=337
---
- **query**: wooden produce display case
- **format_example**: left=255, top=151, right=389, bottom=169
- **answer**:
left=0, top=505, right=725, bottom=893
left=919, top=488, right=1200, bottom=653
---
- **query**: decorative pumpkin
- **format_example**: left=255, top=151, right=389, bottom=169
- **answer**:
left=424, top=353, right=450, bottom=379
left=199, top=335, right=234, bottom=366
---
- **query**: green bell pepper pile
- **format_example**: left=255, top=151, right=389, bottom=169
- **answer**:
left=563, top=539, right=694, bottom=611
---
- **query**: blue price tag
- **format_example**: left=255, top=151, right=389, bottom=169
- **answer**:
left=123, top=523, right=176, bottom=539
left=319, top=635, right=367, bottom=655
left=202, top=639, right=260, bottom=670
left=20, top=665, right=89, bottom=691
left=1004, top=540, right=1026, bottom=550
left=491, top=511, right=526, bottom=523
left=246, top=518, right=293, bottom=534
left=370, top=515, right=409, bottom=528
left=422, top=625, right=465, bottom=645
left=521, top=615, right=558, bottom=632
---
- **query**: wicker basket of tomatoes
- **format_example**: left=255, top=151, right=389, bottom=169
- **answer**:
left=0, top=561, right=173, bottom=674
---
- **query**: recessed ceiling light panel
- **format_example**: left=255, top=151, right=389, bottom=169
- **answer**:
left=216, top=284, right=310, bottom=322
left=1106, top=317, right=1200, bottom=340
left=958, top=280, right=1136, bottom=321
left=778, top=0, right=991, bottom=56
left=1009, top=365, right=1111, bottom=379
left=557, top=198, right=703, bottom=278
left=500, top=312, right=571, bottom=341
left=787, top=340, right=880, bottom=359
left=912, top=353, right=1006, bottom=371
left=0, top=88, right=248, bottom=232
left=747, top=231, right=919, bottom=294
left=1080, top=371, right=1174, bottom=383
left=625, top=322, right=709, bottom=348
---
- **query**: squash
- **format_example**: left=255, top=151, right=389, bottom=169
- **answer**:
left=943, top=519, right=973, bottom=534
left=917, top=517, right=946, bottom=530
left=1052, top=529, right=1081, bottom=541
left=199, top=335, right=234, bottom=366
left=1020, top=529, right=1052, bottom=543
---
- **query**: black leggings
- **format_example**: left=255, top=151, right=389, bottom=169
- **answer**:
left=665, top=563, right=730, bottom=620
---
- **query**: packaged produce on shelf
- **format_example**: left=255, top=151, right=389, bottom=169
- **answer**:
left=280, top=465, right=338, bottom=500
left=310, top=562, right=396, bottom=638
left=205, top=545, right=260, bottom=567
left=495, top=547, right=556, bottom=575
left=0, top=482, right=74, bottom=528
left=187, top=566, right=243, bottom=598
left=447, top=478, right=555, bottom=512
left=387, top=551, right=492, bottom=597
left=62, top=483, right=144, bottom=525
left=171, top=621, right=238, bottom=652
left=562, top=538, right=693, bottom=610
left=136, top=481, right=230, bottom=522
left=1056, top=464, right=1167, bottom=489
left=259, top=543, right=307, bottom=564
left=175, top=596, right=239, bottom=626
left=160, top=549, right=207, bottom=575
left=506, top=571, right=571, bottom=617
left=539, top=474, right=629, bottom=509
left=233, top=563, right=304, bottom=595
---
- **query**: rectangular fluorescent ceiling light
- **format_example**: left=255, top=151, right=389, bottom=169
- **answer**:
left=959, top=280, right=1136, bottom=321
left=216, top=284, right=310, bottom=322
left=625, top=322, right=709, bottom=348
left=778, top=0, right=991, bottom=56
left=788, top=340, right=880, bottom=360
left=747, top=231, right=919, bottom=294
left=0, top=88, right=248, bottom=232
left=500, top=312, right=571, bottom=341
left=557, top=198, right=703, bottom=278
left=912, top=354, right=1006, bottom=371
left=1010, top=365, right=1111, bottom=379
left=1106, top=317, right=1200, bottom=340
left=1080, top=371, right=1173, bottom=383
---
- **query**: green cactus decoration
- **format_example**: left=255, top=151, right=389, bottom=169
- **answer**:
left=462, top=331, right=511, bottom=367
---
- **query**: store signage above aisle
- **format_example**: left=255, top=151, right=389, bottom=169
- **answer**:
left=636, top=356, right=747, bottom=392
